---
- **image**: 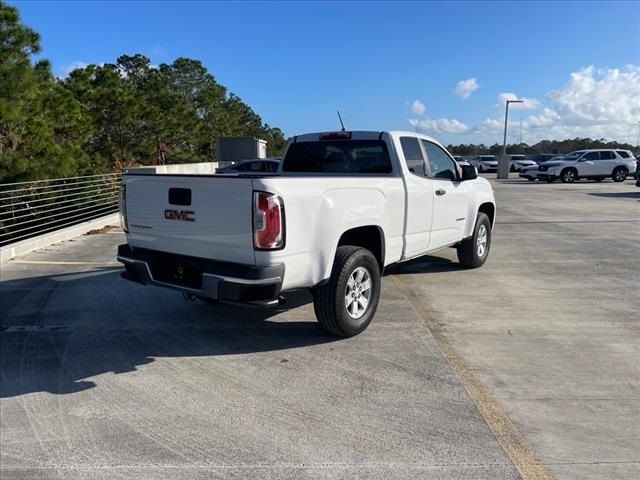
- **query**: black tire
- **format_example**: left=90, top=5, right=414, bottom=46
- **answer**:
left=560, top=168, right=577, bottom=183
left=527, top=177, right=535, bottom=181
left=478, top=165, right=484, bottom=173
left=510, top=165, right=516, bottom=173
left=612, top=167, right=628, bottom=182
left=312, top=246, right=381, bottom=337
left=457, top=212, right=491, bottom=269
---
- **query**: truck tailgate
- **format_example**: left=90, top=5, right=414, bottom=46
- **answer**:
left=124, top=174, right=255, bottom=265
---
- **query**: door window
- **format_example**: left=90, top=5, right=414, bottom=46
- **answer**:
left=400, top=137, right=426, bottom=177
left=582, top=151, right=600, bottom=161
left=421, top=140, right=458, bottom=181
left=599, top=151, right=615, bottom=160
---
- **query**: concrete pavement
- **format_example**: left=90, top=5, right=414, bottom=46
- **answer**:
left=1, top=176, right=638, bottom=479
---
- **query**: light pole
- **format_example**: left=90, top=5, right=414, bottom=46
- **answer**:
left=498, top=99, right=524, bottom=179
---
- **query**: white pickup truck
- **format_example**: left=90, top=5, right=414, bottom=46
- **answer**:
left=117, top=131, right=496, bottom=337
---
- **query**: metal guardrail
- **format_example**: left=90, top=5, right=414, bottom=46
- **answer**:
left=0, top=173, right=121, bottom=246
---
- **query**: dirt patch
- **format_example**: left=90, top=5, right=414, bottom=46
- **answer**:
left=85, top=225, right=119, bottom=236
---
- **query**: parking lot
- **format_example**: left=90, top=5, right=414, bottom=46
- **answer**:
left=1, top=177, right=638, bottom=480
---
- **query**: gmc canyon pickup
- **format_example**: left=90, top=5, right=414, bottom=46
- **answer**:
left=117, top=131, right=496, bottom=337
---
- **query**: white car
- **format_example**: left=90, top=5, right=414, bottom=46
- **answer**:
left=508, top=154, right=537, bottom=172
left=518, top=156, right=565, bottom=181
left=537, top=149, right=636, bottom=183
left=118, top=130, right=496, bottom=337
left=470, top=155, right=498, bottom=173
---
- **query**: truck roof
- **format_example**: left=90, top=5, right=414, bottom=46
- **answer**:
left=291, top=130, right=443, bottom=146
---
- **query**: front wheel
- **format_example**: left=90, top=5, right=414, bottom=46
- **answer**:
left=561, top=168, right=577, bottom=183
left=612, top=167, right=628, bottom=182
left=313, top=246, right=381, bottom=337
left=457, top=212, right=491, bottom=269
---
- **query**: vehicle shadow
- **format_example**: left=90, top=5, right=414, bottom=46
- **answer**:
left=0, top=268, right=337, bottom=398
left=588, top=192, right=640, bottom=200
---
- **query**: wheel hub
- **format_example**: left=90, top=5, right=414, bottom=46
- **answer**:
left=345, top=266, right=372, bottom=320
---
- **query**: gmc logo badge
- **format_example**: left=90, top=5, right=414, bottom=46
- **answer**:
left=164, top=209, right=195, bottom=222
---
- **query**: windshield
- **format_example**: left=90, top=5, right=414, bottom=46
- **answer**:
left=283, top=140, right=392, bottom=174
left=480, top=156, right=497, bottom=161
left=510, top=156, right=527, bottom=160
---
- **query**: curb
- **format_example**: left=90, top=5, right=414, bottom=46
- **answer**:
left=0, top=213, right=120, bottom=264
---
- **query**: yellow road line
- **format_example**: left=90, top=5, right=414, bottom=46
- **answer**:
left=392, top=275, right=553, bottom=480
left=10, top=260, right=119, bottom=266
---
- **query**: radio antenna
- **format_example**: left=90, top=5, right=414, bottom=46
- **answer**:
left=337, top=110, right=346, bottom=131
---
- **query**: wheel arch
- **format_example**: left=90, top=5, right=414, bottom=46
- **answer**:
left=478, top=202, right=495, bottom=228
left=336, top=225, right=385, bottom=272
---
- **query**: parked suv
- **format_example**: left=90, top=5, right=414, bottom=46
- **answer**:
left=470, top=155, right=498, bottom=173
left=537, top=149, right=636, bottom=183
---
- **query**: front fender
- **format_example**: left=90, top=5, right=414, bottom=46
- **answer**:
left=463, top=178, right=496, bottom=238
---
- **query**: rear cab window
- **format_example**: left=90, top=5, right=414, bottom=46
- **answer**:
left=399, top=137, right=426, bottom=177
left=282, top=140, right=392, bottom=174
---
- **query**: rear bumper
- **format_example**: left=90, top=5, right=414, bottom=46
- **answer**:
left=117, top=244, right=284, bottom=302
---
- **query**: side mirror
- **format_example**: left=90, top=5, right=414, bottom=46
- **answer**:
left=461, top=164, right=478, bottom=181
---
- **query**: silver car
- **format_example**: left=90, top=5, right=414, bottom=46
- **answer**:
left=470, top=155, right=498, bottom=173
left=509, top=154, right=537, bottom=172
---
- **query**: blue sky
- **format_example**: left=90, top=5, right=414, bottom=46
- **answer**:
left=13, top=1, right=640, bottom=145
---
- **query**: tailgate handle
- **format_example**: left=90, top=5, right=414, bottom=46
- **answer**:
left=168, top=188, right=191, bottom=206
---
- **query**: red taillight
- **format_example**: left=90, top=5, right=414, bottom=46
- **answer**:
left=253, top=191, right=284, bottom=250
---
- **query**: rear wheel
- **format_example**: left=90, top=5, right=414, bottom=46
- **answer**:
left=313, top=246, right=381, bottom=337
left=612, top=167, right=628, bottom=182
left=457, top=212, right=491, bottom=269
left=561, top=168, right=577, bottom=183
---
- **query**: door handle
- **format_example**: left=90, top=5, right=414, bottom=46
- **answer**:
left=435, top=188, right=447, bottom=196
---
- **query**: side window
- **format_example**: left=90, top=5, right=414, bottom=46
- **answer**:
left=421, top=140, right=458, bottom=181
left=400, top=137, right=426, bottom=177
left=617, top=150, right=630, bottom=158
left=599, top=151, right=615, bottom=160
left=582, top=151, right=600, bottom=161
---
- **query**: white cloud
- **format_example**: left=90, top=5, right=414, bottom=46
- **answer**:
left=521, top=65, right=640, bottom=142
left=405, top=65, right=640, bottom=144
left=453, top=78, right=479, bottom=99
left=481, top=118, right=503, bottom=132
left=409, top=118, right=472, bottom=134
left=58, top=61, right=89, bottom=78
left=549, top=65, right=640, bottom=127
left=409, top=99, right=427, bottom=116
left=497, top=92, right=540, bottom=110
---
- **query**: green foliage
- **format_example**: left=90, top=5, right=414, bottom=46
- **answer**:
left=0, top=2, right=286, bottom=182
left=447, top=138, right=637, bottom=156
